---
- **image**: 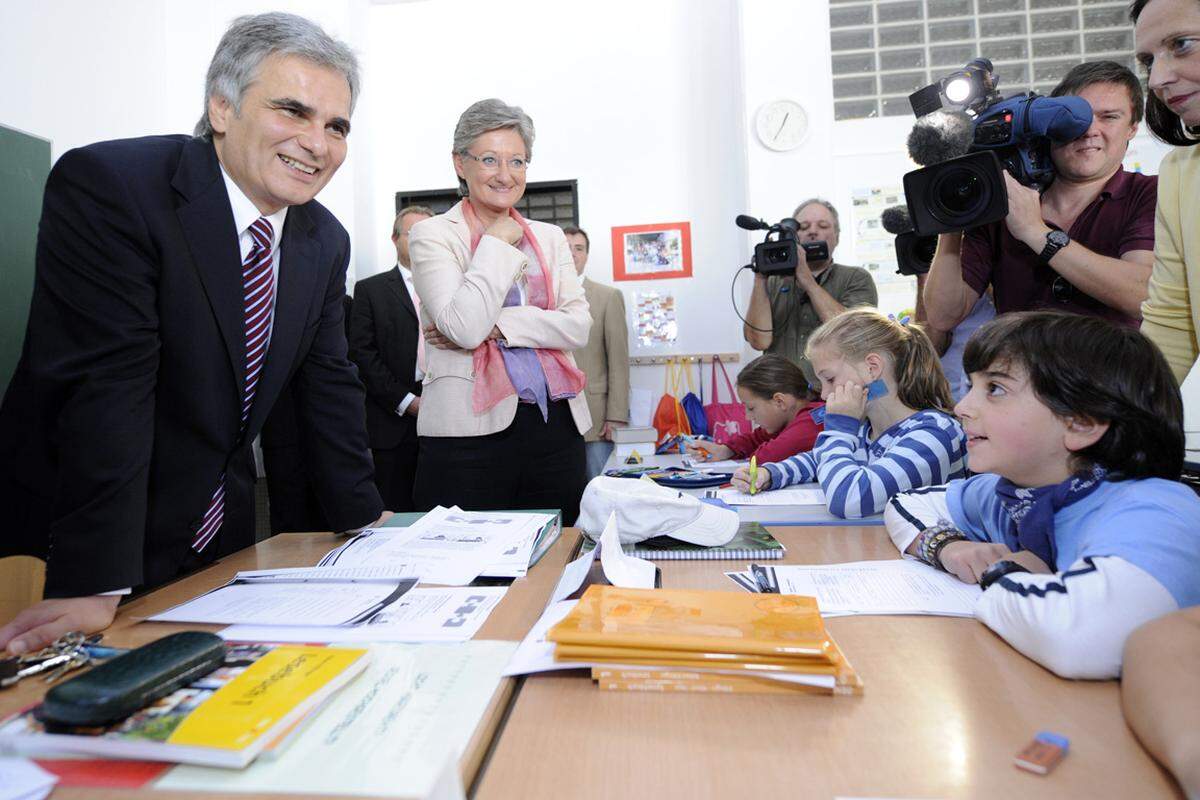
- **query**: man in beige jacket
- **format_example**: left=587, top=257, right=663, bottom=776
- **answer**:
left=565, top=226, right=630, bottom=479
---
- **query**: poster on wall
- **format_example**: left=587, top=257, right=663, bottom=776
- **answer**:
left=633, top=291, right=678, bottom=348
left=611, top=222, right=693, bottom=281
left=850, top=186, right=913, bottom=288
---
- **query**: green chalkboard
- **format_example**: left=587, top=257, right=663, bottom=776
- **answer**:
left=0, top=125, right=50, bottom=396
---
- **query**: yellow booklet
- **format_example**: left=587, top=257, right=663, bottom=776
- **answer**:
left=547, top=585, right=833, bottom=659
left=0, top=644, right=370, bottom=768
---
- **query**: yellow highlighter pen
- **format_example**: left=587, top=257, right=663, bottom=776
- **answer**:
left=749, top=455, right=758, bottom=495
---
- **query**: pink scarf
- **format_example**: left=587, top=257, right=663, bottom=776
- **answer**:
left=461, top=200, right=586, bottom=414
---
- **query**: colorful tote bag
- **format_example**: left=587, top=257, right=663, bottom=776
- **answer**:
left=703, top=356, right=750, bottom=445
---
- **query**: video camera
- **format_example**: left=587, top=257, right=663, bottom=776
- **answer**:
left=900, top=58, right=1093, bottom=236
left=735, top=215, right=829, bottom=277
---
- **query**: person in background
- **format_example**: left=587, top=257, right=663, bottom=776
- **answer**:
left=743, top=198, right=878, bottom=386
left=923, top=61, right=1156, bottom=332
left=884, top=312, right=1200, bottom=679
left=733, top=310, right=966, bottom=518
left=564, top=224, right=630, bottom=481
left=1134, top=0, right=1200, bottom=383
left=1122, top=606, right=1200, bottom=799
left=408, top=99, right=591, bottom=524
left=685, top=354, right=823, bottom=464
left=349, top=205, right=435, bottom=511
left=0, top=12, right=387, bottom=653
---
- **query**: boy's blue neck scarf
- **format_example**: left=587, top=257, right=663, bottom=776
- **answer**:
left=994, top=464, right=1108, bottom=568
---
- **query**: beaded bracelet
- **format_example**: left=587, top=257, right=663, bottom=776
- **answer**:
left=916, top=524, right=967, bottom=570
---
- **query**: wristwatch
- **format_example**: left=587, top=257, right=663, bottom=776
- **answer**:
left=979, top=559, right=1031, bottom=590
left=1038, top=229, right=1070, bottom=263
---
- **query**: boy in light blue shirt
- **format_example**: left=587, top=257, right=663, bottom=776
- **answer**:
left=886, top=311, right=1200, bottom=679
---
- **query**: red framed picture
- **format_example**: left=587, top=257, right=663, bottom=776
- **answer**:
left=611, top=221, right=692, bottom=281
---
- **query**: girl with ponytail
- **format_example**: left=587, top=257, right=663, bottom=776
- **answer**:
left=733, top=309, right=967, bottom=518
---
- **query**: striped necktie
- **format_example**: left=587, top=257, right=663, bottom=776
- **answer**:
left=193, top=217, right=276, bottom=552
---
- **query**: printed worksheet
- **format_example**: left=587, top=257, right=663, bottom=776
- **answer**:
left=765, top=560, right=982, bottom=617
left=716, top=486, right=827, bottom=506
left=220, top=586, right=508, bottom=644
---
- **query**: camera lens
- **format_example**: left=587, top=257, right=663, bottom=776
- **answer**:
left=928, top=163, right=992, bottom=228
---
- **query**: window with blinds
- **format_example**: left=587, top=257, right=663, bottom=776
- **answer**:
left=829, top=0, right=1138, bottom=121
left=395, top=180, right=579, bottom=226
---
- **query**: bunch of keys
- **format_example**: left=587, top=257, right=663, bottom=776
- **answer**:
left=0, top=632, right=126, bottom=688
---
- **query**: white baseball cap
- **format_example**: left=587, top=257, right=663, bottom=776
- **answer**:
left=576, top=476, right=739, bottom=546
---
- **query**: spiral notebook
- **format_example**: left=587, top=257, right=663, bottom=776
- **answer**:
left=626, top=521, right=785, bottom=561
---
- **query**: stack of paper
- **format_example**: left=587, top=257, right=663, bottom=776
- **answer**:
left=0, top=758, right=57, bottom=800
left=323, top=506, right=557, bottom=582
left=511, top=585, right=862, bottom=696
left=726, top=559, right=982, bottom=617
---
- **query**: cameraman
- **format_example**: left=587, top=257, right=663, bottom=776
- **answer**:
left=923, top=61, right=1157, bottom=331
left=743, top=198, right=878, bottom=384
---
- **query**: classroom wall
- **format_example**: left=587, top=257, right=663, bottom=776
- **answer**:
left=0, top=0, right=365, bottom=277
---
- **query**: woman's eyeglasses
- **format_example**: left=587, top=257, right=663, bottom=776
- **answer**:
left=463, top=152, right=528, bottom=172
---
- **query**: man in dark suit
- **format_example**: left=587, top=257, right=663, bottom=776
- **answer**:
left=349, top=205, right=434, bottom=511
left=0, top=12, right=387, bottom=654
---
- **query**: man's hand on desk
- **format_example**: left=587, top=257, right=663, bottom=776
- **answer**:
left=338, top=510, right=394, bottom=537
left=0, top=595, right=121, bottom=655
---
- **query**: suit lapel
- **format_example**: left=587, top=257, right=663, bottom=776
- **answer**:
left=246, top=204, right=320, bottom=434
left=173, top=139, right=245, bottom=397
left=387, top=267, right=417, bottom=321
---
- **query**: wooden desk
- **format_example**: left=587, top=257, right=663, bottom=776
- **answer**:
left=474, top=525, right=1182, bottom=800
left=0, top=529, right=577, bottom=799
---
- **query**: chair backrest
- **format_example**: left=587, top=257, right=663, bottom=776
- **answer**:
left=0, top=556, right=45, bottom=626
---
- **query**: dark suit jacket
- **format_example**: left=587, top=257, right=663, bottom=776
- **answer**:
left=0, top=135, right=383, bottom=597
left=259, top=294, right=355, bottom=534
left=348, top=266, right=421, bottom=451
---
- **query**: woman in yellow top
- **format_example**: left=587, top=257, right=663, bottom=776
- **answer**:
left=1134, top=0, right=1200, bottom=382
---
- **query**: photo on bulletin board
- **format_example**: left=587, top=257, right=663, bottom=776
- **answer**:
left=611, top=221, right=692, bottom=281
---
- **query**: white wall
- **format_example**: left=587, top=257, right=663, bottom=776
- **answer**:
left=0, top=0, right=364, bottom=276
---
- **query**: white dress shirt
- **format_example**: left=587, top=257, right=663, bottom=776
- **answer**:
left=396, top=263, right=425, bottom=417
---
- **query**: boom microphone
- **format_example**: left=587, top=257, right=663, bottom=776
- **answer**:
left=880, top=205, right=913, bottom=235
left=906, top=110, right=974, bottom=166
left=736, top=214, right=769, bottom=231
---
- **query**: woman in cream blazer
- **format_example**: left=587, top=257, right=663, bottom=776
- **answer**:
left=407, top=98, right=592, bottom=523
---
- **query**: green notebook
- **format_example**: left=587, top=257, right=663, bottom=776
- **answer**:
left=581, top=521, right=785, bottom=561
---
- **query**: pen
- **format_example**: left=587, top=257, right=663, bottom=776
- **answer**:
left=749, top=456, right=758, bottom=495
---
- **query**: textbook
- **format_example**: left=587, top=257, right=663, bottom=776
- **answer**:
left=0, top=644, right=369, bottom=768
left=592, top=668, right=836, bottom=695
left=547, top=585, right=832, bottom=659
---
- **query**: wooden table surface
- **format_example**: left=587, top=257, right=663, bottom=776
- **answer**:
left=474, top=525, right=1182, bottom=800
left=0, top=529, right=577, bottom=799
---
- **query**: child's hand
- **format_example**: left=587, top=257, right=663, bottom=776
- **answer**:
left=938, top=541, right=1014, bottom=584
left=732, top=465, right=771, bottom=493
left=824, top=381, right=869, bottom=419
left=686, top=440, right=733, bottom=461
left=1006, top=550, right=1053, bottom=574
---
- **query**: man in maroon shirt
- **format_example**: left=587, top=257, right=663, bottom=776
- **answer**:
left=923, top=61, right=1156, bottom=331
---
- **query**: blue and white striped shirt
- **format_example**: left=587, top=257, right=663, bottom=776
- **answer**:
left=763, top=410, right=967, bottom=518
